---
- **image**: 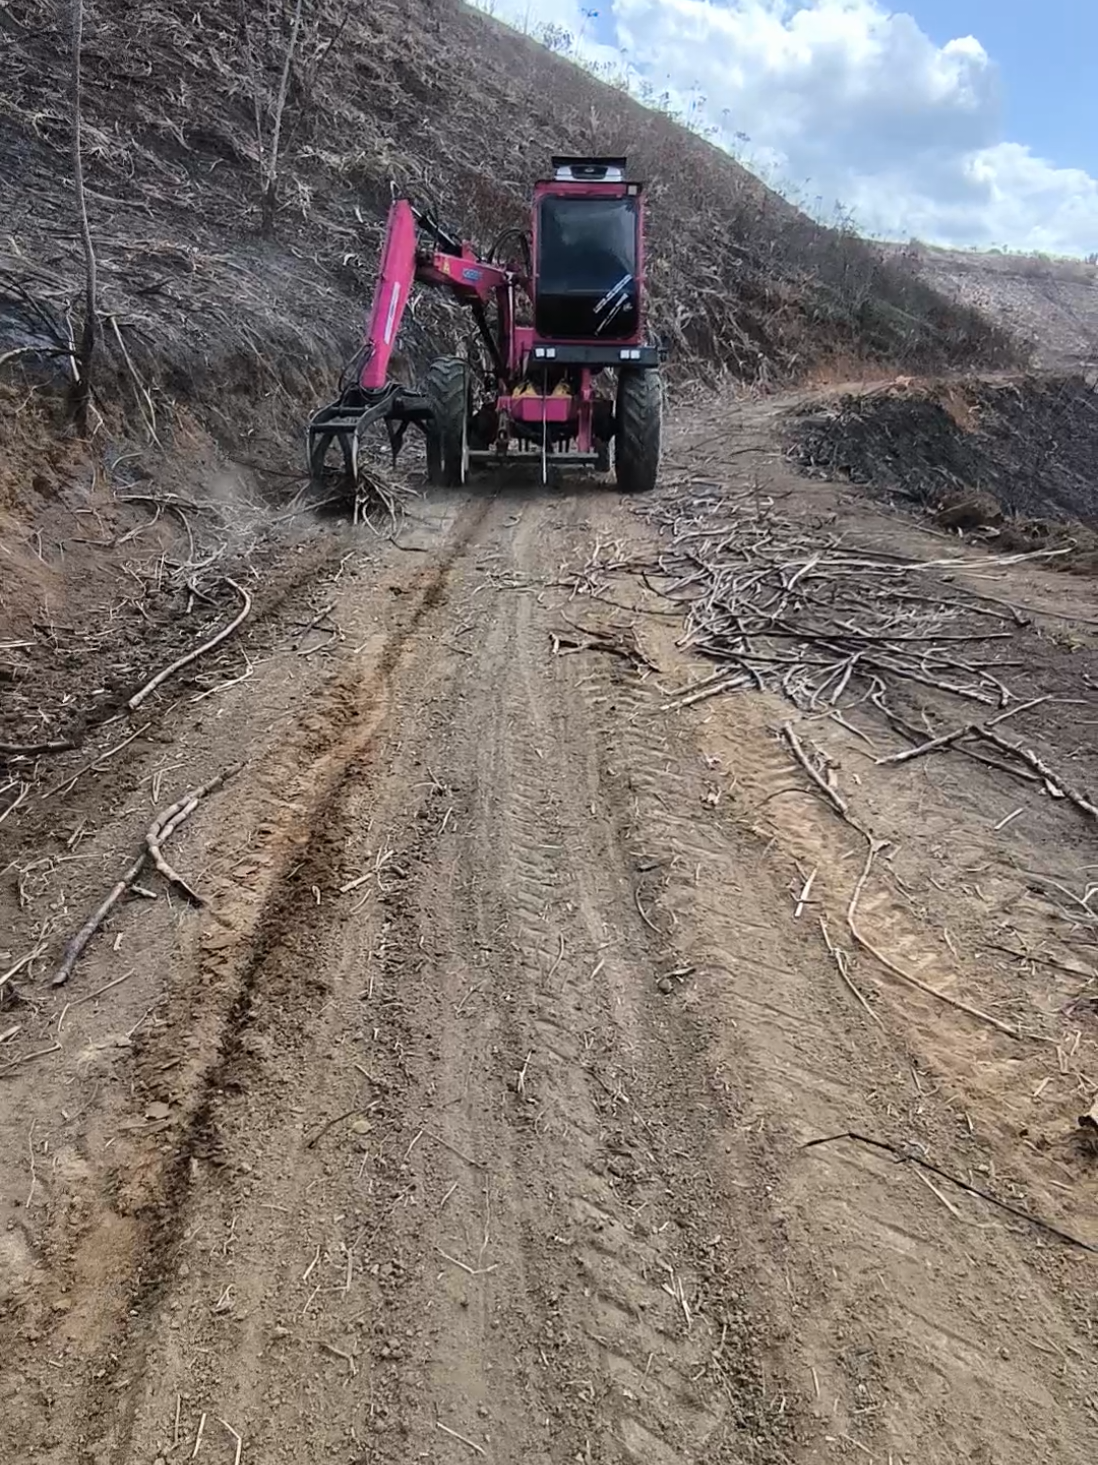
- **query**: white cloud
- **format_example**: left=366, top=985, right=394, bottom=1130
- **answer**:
left=474, top=0, right=1098, bottom=255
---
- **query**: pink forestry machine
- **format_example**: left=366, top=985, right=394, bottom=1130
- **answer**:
left=307, top=157, right=663, bottom=495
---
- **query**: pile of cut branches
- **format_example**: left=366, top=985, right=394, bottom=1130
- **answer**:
left=572, top=475, right=1097, bottom=824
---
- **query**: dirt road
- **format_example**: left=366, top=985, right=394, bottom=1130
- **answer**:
left=3, top=397, right=1097, bottom=1465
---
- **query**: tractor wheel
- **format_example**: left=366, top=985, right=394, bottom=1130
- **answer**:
left=614, top=368, right=661, bottom=494
left=424, top=356, right=469, bottom=487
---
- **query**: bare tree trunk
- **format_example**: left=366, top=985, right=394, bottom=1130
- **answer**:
left=68, top=0, right=97, bottom=431
left=239, top=10, right=267, bottom=179
left=261, top=0, right=305, bottom=237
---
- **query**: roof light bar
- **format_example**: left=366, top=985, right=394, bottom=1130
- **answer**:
left=551, top=156, right=627, bottom=183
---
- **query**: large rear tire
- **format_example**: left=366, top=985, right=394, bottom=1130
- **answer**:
left=614, top=367, right=661, bottom=494
left=424, top=357, right=469, bottom=487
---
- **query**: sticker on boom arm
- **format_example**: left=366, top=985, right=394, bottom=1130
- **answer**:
left=383, top=282, right=402, bottom=345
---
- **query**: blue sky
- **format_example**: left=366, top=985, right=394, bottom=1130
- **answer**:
left=476, top=1, right=1098, bottom=254
left=913, top=1, right=1095, bottom=176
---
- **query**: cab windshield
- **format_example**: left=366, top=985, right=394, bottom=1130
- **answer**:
left=535, top=195, right=639, bottom=339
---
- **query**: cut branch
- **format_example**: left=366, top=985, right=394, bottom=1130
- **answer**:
left=51, top=850, right=146, bottom=989
left=977, top=729, right=1098, bottom=821
left=847, top=841, right=1022, bottom=1039
left=261, top=0, right=305, bottom=235
left=0, top=737, right=79, bottom=758
left=803, top=1130, right=1098, bottom=1254
left=875, top=697, right=1050, bottom=768
left=67, top=0, right=97, bottom=430
left=128, top=578, right=252, bottom=710
left=52, top=761, right=244, bottom=985
left=781, top=721, right=848, bottom=817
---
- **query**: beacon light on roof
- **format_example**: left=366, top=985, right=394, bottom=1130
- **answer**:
left=551, top=156, right=627, bottom=183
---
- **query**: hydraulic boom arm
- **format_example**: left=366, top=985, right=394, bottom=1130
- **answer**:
left=306, top=198, right=512, bottom=491
left=359, top=199, right=512, bottom=390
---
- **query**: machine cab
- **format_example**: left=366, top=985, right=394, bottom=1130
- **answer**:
left=532, top=158, right=644, bottom=345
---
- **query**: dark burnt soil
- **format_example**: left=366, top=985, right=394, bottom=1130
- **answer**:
left=785, top=375, right=1098, bottom=572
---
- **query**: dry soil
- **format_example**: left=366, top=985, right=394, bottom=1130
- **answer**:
left=2, top=395, right=1097, bottom=1465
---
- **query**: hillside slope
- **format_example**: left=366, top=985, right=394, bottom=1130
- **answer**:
left=885, top=242, right=1098, bottom=371
left=2, top=0, right=1018, bottom=427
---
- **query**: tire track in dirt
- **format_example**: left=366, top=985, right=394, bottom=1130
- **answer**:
left=564, top=637, right=1098, bottom=1463
left=27, top=496, right=495, bottom=1464
left=88, top=487, right=794, bottom=1465
left=423, top=502, right=793, bottom=1465
left=560, top=474, right=1098, bottom=1464
left=548, top=657, right=802, bottom=1459
left=95, top=493, right=575, bottom=1464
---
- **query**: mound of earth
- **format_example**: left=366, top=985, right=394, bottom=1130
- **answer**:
left=786, top=374, right=1098, bottom=573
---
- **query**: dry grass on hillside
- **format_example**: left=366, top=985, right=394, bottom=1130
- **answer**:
left=1, top=0, right=1020, bottom=438
left=886, top=242, right=1098, bottom=372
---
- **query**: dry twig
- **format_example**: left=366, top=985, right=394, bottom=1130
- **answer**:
left=128, top=578, right=252, bottom=710
left=0, top=736, right=79, bottom=757
left=847, top=842, right=1022, bottom=1039
left=781, top=722, right=848, bottom=816
left=67, top=0, right=97, bottom=430
left=818, top=915, right=881, bottom=1026
left=803, top=1130, right=1098, bottom=1254
left=0, top=1042, right=62, bottom=1079
left=52, top=761, right=243, bottom=985
left=217, top=1419, right=243, bottom=1465
left=1, top=943, right=46, bottom=991
left=436, top=1421, right=487, bottom=1457
left=874, top=697, right=1048, bottom=767
left=978, top=729, right=1098, bottom=821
